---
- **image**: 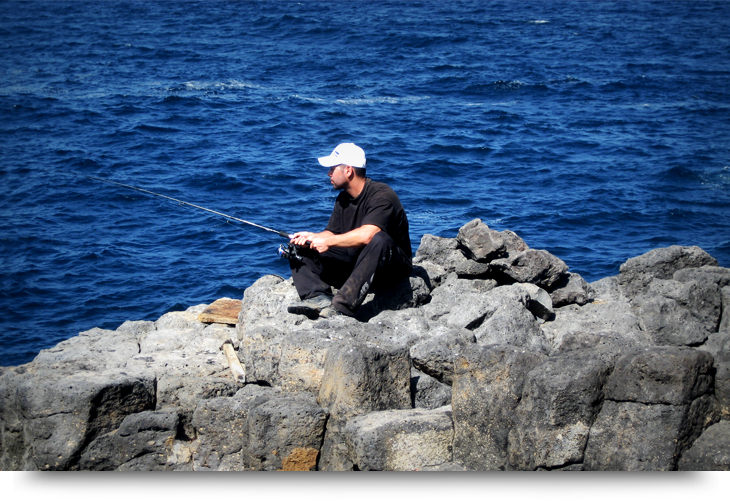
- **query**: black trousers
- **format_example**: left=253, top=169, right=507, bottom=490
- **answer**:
left=289, top=231, right=412, bottom=316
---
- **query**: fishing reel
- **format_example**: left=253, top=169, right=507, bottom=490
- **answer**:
left=278, top=242, right=304, bottom=263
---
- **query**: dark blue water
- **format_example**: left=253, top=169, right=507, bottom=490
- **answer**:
left=2, top=0, right=729, bottom=367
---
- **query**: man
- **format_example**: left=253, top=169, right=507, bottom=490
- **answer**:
left=287, top=143, right=412, bottom=318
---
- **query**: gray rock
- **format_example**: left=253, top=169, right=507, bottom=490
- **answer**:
left=542, top=286, right=648, bottom=354
left=632, top=278, right=721, bottom=346
left=317, top=340, right=412, bottom=471
left=344, top=406, right=454, bottom=471
left=456, top=219, right=506, bottom=262
left=244, top=394, right=327, bottom=471
left=550, top=272, right=595, bottom=308
left=410, top=328, right=475, bottom=385
left=356, top=274, right=432, bottom=320
left=604, top=346, right=714, bottom=406
left=618, top=245, right=718, bottom=299
left=410, top=367, right=452, bottom=409
left=13, top=369, right=156, bottom=470
left=451, top=344, right=546, bottom=470
left=471, top=285, right=550, bottom=354
left=583, top=395, right=717, bottom=471
left=721, top=286, right=730, bottom=333
left=488, top=249, right=569, bottom=289
left=115, top=411, right=180, bottom=471
left=673, top=265, right=730, bottom=288
left=413, top=234, right=470, bottom=285
left=678, top=421, right=730, bottom=471
left=508, top=350, right=613, bottom=470
left=698, top=332, right=730, bottom=419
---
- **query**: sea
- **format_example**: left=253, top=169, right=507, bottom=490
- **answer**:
left=1, top=0, right=729, bottom=367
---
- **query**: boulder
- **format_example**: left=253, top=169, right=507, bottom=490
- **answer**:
left=678, top=421, right=730, bottom=470
left=549, top=272, right=595, bottom=308
left=488, top=249, right=569, bottom=289
left=508, top=350, right=613, bottom=470
left=618, top=245, right=718, bottom=299
left=456, top=219, right=506, bottom=262
left=410, top=368, right=452, bottom=409
left=410, top=328, right=475, bottom=385
left=451, top=344, right=546, bottom=470
left=317, top=340, right=412, bottom=471
left=583, top=346, right=718, bottom=470
left=344, top=406, right=454, bottom=471
left=631, top=278, right=721, bottom=346
left=698, top=332, right=730, bottom=419
left=413, top=234, right=469, bottom=286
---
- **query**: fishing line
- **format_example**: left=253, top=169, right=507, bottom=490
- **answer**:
left=79, top=174, right=306, bottom=262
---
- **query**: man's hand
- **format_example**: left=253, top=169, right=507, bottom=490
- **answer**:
left=289, top=226, right=381, bottom=254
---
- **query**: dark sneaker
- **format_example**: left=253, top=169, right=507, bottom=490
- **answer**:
left=287, top=294, right=333, bottom=318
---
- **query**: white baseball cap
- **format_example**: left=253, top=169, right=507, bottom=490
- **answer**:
left=318, top=143, right=366, bottom=168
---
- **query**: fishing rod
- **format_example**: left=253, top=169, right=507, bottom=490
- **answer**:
left=84, top=174, right=305, bottom=262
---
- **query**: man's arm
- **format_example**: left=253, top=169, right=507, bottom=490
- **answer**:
left=290, top=225, right=381, bottom=254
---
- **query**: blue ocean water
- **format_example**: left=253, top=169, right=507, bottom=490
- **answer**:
left=1, top=0, right=729, bottom=367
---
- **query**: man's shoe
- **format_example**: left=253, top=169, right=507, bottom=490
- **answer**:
left=318, top=306, right=345, bottom=319
left=287, top=294, right=333, bottom=318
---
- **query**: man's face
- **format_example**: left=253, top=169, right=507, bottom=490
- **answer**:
left=328, top=164, right=349, bottom=190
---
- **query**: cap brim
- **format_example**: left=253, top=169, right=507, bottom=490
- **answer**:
left=318, top=155, right=341, bottom=167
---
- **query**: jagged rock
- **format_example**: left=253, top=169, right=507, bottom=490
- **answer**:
left=720, top=286, right=730, bottom=333
left=542, top=276, right=649, bottom=353
left=673, top=265, right=730, bottom=288
left=344, top=406, right=454, bottom=471
left=115, top=411, right=180, bottom=471
left=451, top=344, right=546, bottom=470
left=583, top=396, right=717, bottom=471
left=549, top=272, right=595, bottom=308
left=583, top=346, right=718, bottom=470
left=678, top=421, right=730, bottom=470
left=488, top=249, right=569, bottom=289
left=10, top=369, right=156, bottom=470
left=244, top=393, right=327, bottom=471
left=317, top=340, right=412, bottom=471
left=410, top=328, right=475, bottom=385
left=356, top=274, right=431, bottom=320
left=413, top=234, right=469, bottom=285
left=618, top=245, right=719, bottom=299
left=456, top=219, right=506, bottom=262
left=410, top=368, right=452, bottom=409
left=698, top=332, right=730, bottom=419
left=470, top=285, right=551, bottom=354
left=508, top=350, right=613, bottom=470
left=631, top=278, right=721, bottom=347
left=515, top=283, right=554, bottom=320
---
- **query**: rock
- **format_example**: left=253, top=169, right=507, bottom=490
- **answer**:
left=583, top=396, right=717, bottom=471
left=604, top=346, right=714, bottom=406
left=410, top=328, right=475, bottom=385
left=508, top=350, right=613, bottom=470
left=698, top=332, right=730, bottom=419
left=542, top=278, right=649, bottom=354
left=550, top=272, right=595, bottom=308
left=244, top=393, right=327, bottom=471
left=470, top=285, right=551, bottom=354
left=583, top=346, right=718, bottom=470
left=344, top=406, right=454, bottom=471
left=456, top=219, right=506, bottom=262
left=721, top=286, right=730, bottom=333
left=631, top=278, right=721, bottom=346
left=451, top=344, right=546, bottom=470
left=618, top=245, right=719, bottom=299
left=413, top=234, right=469, bottom=285
left=11, top=369, right=156, bottom=470
left=410, top=367, right=452, bottom=409
left=317, top=340, right=412, bottom=471
left=673, top=266, right=730, bottom=289
left=488, top=249, right=569, bottom=289
left=678, top=421, right=730, bottom=471
left=115, top=411, right=180, bottom=471
left=356, top=273, right=431, bottom=320
left=515, top=283, right=554, bottom=320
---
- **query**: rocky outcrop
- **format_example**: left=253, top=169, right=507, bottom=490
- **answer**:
left=1, top=219, right=728, bottom=470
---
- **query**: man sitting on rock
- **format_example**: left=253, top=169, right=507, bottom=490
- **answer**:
left=287, top=143, right=412, bottom=318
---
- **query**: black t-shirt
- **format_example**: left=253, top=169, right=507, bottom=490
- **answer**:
left=325, top=179, right=412, bottom=260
